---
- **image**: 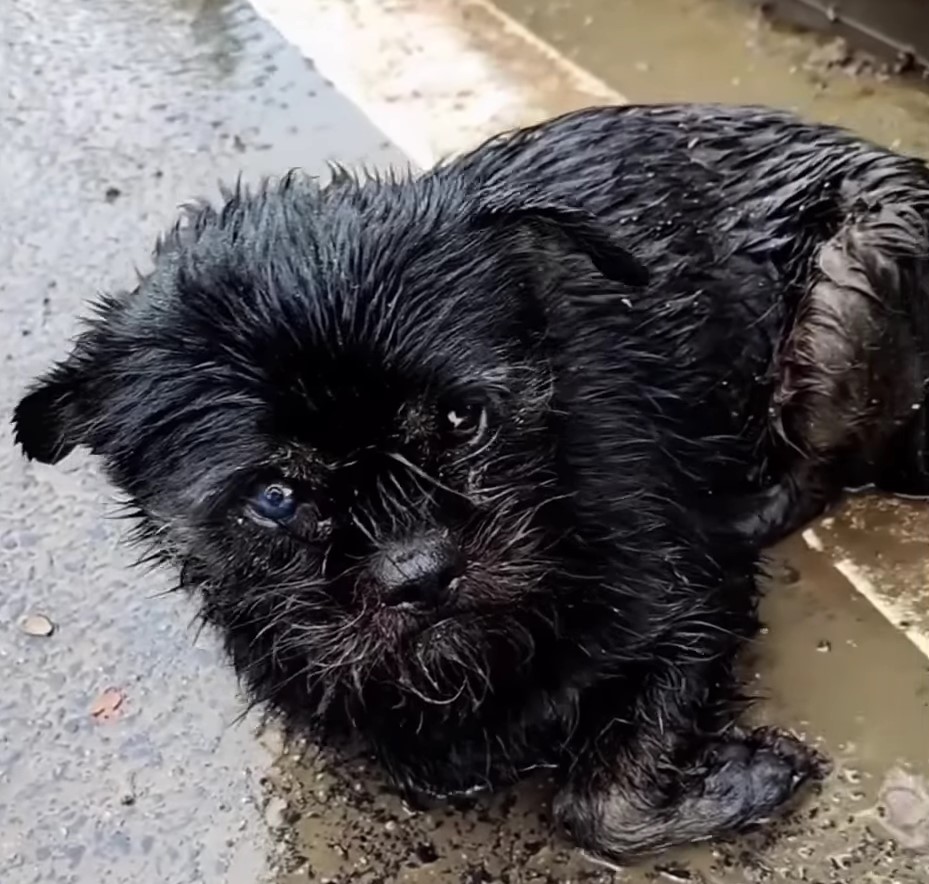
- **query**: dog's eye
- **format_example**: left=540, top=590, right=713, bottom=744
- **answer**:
left=441, top=402, right=487, bottom=443
left=249, top=482, right=298, bottom=523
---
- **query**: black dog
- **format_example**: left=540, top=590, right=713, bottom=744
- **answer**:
left=14, top=104, right=929, bottom=861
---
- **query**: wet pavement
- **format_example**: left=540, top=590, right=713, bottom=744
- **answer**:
left=3, top=0, right=929, bottom=882
left=492, top=0, right=929, bottom=156
left=0, top=1, right=397, bottom=882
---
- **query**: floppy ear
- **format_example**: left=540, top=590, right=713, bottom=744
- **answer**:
left=473, top=189, right=649, bottom=288
left=14, top=357, right=90, bottom=464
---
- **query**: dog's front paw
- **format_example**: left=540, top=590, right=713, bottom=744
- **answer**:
left=554, top=727, right=830, bottom=864
left=697, top=726, right=830, bottom=827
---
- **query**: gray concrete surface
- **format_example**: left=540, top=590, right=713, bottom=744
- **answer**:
left=0, top=2, right=399, bottom=882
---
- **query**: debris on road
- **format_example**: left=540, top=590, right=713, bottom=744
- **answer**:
left=18, top=613, right=55, bottom=637
left=879, top=768, right=929, bottom=852
left=90, top=687, right=125, bottom=722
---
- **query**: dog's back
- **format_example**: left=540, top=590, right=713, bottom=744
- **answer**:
left=446, top=104, right=929, bottom=542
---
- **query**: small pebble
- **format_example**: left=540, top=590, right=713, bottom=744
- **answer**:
left=264, top=796, right=288, bottom=828
left=414, top=840, right=438, bottom=864
left=18, top=613, right=55, bottom=637
left=817, top=640, right=832, bottom=653
left=657, top=864, right=693, bottom=882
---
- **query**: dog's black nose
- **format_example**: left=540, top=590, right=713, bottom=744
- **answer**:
left=374, top=533, right=463, bottom=607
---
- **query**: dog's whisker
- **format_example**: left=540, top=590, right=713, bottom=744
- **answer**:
left=385, top=451, right=477, bottom=504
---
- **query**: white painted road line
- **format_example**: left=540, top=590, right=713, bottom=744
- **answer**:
left=833, top=557, right=929, bottom=659
left=248, top=0, right=624, bottom=169
left=803, top=528, right=929, bottom=661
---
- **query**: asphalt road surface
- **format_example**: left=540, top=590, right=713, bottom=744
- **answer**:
left=0, top=1, right=399, bottom=882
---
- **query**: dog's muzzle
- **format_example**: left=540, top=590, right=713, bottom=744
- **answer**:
left=371, top=532, right=464, bottom=608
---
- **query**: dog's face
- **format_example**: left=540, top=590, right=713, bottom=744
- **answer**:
left=14, top=172, right=646, bottom=729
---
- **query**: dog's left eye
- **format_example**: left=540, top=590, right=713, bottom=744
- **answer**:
left=441, top=402, right=488, bottom=443
left=248, top=482, right=298, bottom=523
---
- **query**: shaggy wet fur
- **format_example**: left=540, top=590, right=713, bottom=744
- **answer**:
left=14, top=104, right=929, bottom=861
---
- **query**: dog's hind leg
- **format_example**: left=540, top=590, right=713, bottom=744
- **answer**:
left=725, top=195, right=929, bottom=547
left=716, top=460, right=842, bottom=548
left=873, top=394, right=929, bottom=497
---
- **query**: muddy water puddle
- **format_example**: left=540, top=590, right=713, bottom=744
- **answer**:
left=815, top=495, right=929, bottom=642
left=267, top=503, right=929, bottom=883
left=491, top=0, right=929, bottom=158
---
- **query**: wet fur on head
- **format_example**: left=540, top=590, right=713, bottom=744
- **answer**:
left=20, top=103, right=929, bottom=860
left=14, top=169, right=677, bottom=781
left=15, top=164, right=747, bottom=788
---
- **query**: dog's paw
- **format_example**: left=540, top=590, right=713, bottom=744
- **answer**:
left=553, top=728, right=830, bottom=862
left=696, top=727, right=830, bottom=828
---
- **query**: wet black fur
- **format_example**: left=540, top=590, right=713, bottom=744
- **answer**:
left=15, top=104, right=929, bottom=861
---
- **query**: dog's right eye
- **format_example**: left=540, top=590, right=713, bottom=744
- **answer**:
left=247, top=482, right=298, bottom=524
left=440, top=401, right=488, bottom=445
